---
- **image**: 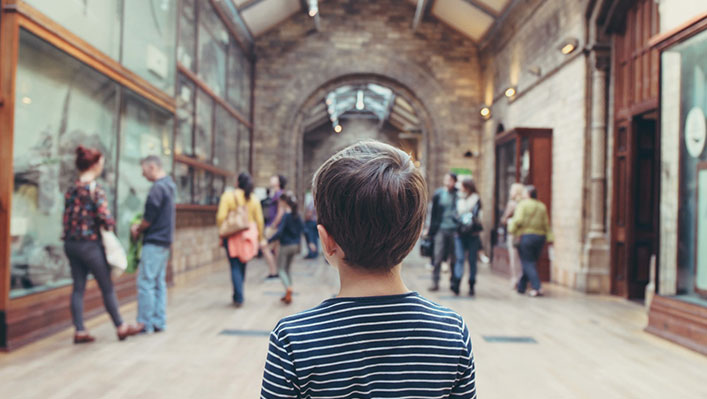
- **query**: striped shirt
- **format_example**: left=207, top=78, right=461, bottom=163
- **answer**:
left=261, top=292, right=476, bottom=399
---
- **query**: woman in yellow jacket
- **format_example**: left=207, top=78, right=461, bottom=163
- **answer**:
left=217, top=172, right=264, bottom=307
left=508, top=185, right=553, bottom=297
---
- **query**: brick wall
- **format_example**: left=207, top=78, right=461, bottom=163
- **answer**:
left=253, top=0, right=482, bottom=195
left=172, top=210, right=226, bottom=283
left=480, top=0, right=592, bottom=289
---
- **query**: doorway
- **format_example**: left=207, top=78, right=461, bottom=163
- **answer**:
left=611, top=112, right=659, bottom=299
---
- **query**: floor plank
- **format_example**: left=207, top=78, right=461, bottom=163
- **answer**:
left=1, top=253, right=706, bottom=398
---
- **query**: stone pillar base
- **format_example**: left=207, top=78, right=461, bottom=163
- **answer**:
left=577, top=232, right=611, bottom=294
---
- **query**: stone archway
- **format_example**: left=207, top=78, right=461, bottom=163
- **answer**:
left=290, top=73, right=438, bottom=199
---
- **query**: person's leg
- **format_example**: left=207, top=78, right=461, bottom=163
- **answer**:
left=451, top=235, right=465, bottom=293
left=443, top=232, right=457, bottom=276
left=84, top=241, right=124, bottom=328
left=527, top=235, right=545, bottom=292
left=137, top=244, right=162, bottom=332
left=468, top=236, right=481, bottom=293
left=277, top=244, right=292, bottom=289
left=263, top=228, right=278, bottom=276
left=65, top=242, right=89, bottom=332
left=151, top=246, right=170, bottom=331
left=518, top=235, right=542, bottom=293
left=507, top=234, right=519, bottom=287
left=431, top=231, right=445, bottom=288
left=516, top=236, right=530, bottom=294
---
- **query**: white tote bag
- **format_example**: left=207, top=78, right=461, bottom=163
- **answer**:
left=102, top=228, right=128, bottom=276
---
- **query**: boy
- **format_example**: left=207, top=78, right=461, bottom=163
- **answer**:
left=260, top=141, right=477, bottom=399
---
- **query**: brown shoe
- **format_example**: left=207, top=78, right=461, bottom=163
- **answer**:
left=126, top=323, right=146, bottom=336
left=117, top=324, right=130, bottom=341
left=282, top=289, right=293, bottom=305
left=73, top=332, right=95, bottom=344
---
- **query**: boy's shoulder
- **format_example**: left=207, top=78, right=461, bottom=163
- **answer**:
left=271, top=293, right=466, bottom=340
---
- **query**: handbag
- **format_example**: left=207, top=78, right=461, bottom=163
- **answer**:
left=101, top=228, right=128, bottom=275
left=219, top=192, right=250, bottom=238
left=420, top=236, right=434, bottom=258
left=458, top=200, right=483, bottom=234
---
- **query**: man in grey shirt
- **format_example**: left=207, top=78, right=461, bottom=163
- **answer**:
left=428, top=173, right=459, bottom=292
left=128, top=155, right=176, bottom=335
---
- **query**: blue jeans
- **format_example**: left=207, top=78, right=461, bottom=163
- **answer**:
left=303, top=220, right=319, bottom=257
left=517, top=234, right=546, bottom=292
left=137, top=243, right=170, bottom=332
left=224, top=240, right=247, bottom=304
left=453, top=234, right=481, bottom=288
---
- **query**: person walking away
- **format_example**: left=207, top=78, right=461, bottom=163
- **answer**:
left=501, top=183, right=525, bottom=289
left=452, top=178, right=483, bottom=296
left=261, top=141, right=476, bottom=399
left=217, top=173, right=264, bottom=307
left=63, top=146, right=129, bottom=343
left=267, top=192, right=303, bottom=304
left=508, top=185, right=553, bottom=297
left=127, top=155, right=176, bottom=334
left=428, top=173, right=458, bottom=291
left=262, top=175, right=287, bottom=278
left=302, top=192, right=319, bottom=259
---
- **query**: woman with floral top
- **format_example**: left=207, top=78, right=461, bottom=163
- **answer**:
left=62, top=146, right=129, bottom=343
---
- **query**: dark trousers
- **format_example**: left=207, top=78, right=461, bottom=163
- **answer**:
left=303, top=220, right=319, bottom=257
left=64, top=240, right=123, bottom=331
left=517, top=234, right=546, bottom=292
left=432, top=230, right=456, bottom=284
left=224, top=239, right=247, bottom=304
left=453, top=233, right=481, bottom=288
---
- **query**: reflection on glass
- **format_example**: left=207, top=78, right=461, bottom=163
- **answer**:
left=197, top=0, right=228, bottom=97
left=175, top=163, right=193, bottom=204
left=227, top=39, right=251, bottom=116
left=520, top=137, right=530, bottom=184
left=214, top=106, right=238, bottom=173
left=195, top=89, right=214, bottom=162
left=11, top=30, right=118, bottom=297
left=117, top=91, right=174, bottom=247
left=667, top=29, right=707, bottom=298
left=24, top=0, right=121, bottom=60
left=176, top=74, right=195, bottom=156
left=495, top=139, right=516, bottom=244
left=178, top=0, right=197, bottom=70
left=193, top=169, right=213, bottom=205
left=123, top=0, right=177, bottom=95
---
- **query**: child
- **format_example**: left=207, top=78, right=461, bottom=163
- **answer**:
left=267, top=191, right=303, bottom=304
left=260, top=141, right=477, bottom=399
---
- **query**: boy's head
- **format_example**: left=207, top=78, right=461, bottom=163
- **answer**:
left=313, top=140, right=427, bottom=271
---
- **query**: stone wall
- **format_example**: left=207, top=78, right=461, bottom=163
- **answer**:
left=172, top=210, right=226, bottom=284
left=479, top=0, right=595, bottom=290
left=253, top=0, right=482, bottom=195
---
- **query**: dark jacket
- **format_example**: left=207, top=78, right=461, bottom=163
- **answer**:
left=268, top=212, right=304, bottom=246
left=429, top=187, right=457, bottom=237
left=143, top=176, right=176, bottom=247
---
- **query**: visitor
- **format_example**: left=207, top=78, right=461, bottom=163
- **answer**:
left=428, top=172, right=458, bottom=291
left=452, top=177, right=483, bottom=296
left=267, top=191, right=303, bottom=304
left=302, top=192, right=319, bottom=259
left=63, top=146, right=129, bottom=343
left=509, top=185, right=553, bottom=297
left=127, top=155, right=176, bottom=335
left=262, top=175, right=287, bottom=279
left=501, top=183, right=525, bottom=289
left=260, top=141, right=476, bottom=399
left=216, top=172, right=264, bottom=307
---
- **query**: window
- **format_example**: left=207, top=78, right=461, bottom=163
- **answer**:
left=663, top=29, right=707, bottom=299
left=195, top=89, right=214, bottom=162
left=116, top=91, right=174, bottom=247
left=24, top=0, right=122, bottom=59
left=176, top=74, right=196, bottom=156
left=197, top=0, right=228, bottom=97
left=11, top=30, right=119, bottom=297
left=122, top=0, right=177, bottom=95
left=227, top=39, right=251, bottom=116
left=178, top=0, right=197, bottom=71
left=214, top=105, right=238, bottom=173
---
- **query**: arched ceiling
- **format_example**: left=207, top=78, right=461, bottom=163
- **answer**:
left=223, top=0, right=516, bottom=43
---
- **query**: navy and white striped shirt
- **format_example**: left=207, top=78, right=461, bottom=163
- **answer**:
left=261, top=292, right=476, bottom=399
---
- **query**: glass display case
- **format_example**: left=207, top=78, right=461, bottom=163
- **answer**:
left=492, top=127, right=553, bottom=281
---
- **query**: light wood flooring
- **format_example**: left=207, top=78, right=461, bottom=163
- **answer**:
left=1, top=253, right=706, bottom=399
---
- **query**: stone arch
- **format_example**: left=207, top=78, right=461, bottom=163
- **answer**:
left=256, top=51, right=464, bottom=197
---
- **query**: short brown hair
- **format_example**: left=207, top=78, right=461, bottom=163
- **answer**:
left=313, top=140, right=427, bottom=271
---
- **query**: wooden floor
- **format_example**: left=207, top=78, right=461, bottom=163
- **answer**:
left=1, top=253, right=707, bottom=399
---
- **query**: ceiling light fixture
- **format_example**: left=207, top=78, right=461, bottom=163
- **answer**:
left=334, top=124, right=342, bottom=133
left=480, top=107, right=491, bottom=119
left=504, top=87, right=516, bottom=98
left=559, top=38, right=579, bottom=55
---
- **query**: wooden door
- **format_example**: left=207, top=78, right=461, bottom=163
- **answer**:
left=629, top=116, right=658, bottom=299
left=611, top=121, right=634, bottom=297
left=611, top=116, right=658, bottom=299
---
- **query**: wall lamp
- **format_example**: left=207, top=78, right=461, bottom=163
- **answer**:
left=308, top=0, right=318, bottom=17
left=559, top=38, right=579, bottom=55
left=334, top=124, right=342, bottom=133
left=504, top=87, right=516, bottom=98
left=480, top=106, right=491, bottom=120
